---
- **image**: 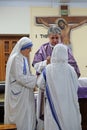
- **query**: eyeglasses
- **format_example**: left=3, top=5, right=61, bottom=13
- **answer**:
left=50, top=37, right=59, bottom=40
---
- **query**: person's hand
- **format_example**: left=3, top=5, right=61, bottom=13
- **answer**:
left=37, top=18, right=43, bottom=23
left=46, top=56, right=51, bottom=64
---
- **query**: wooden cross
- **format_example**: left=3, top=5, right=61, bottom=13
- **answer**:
left=36, top=5, right=87, bottom=25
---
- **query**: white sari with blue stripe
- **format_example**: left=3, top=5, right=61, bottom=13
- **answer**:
left=43, top=68, right=62, bottom=130
left=5, top=37, right=37, bottom=130
left=37, top=44, right=82, bottom=130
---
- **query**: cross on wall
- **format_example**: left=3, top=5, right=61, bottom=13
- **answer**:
left=35, top=5, right=87, bottom=25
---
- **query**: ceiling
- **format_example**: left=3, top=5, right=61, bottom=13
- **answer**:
left=4, top=0, right=87, bottom=3
left=0, top=0, right=87, bottom=7
left=0, top=0, right=86, bottom=1
left=59, top=0, right=87, bottom=2
left=0, top=0, right=87, bottom=3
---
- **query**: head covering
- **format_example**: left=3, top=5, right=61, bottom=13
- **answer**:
left=51, top=44, right=68, bottom=64
left=10, top=37, right=33, bottom=58
left=21, top=42, right=33, bottom=50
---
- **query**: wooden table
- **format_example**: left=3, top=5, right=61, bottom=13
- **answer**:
left=0, top=124, right=16, bottom=130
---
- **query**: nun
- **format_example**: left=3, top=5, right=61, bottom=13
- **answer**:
left=4, top=37, right=37, bottom=130
left=37, top=44, right=82, bottom=130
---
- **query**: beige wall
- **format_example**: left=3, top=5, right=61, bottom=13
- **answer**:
left=30, top=6, right=87, bottom=77
left=71, top=8, right=87, bottom=77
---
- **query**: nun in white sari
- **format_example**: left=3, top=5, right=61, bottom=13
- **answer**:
left=37, top=44, right=82, bottom=130
left=4, top=37, right=37, bottom=130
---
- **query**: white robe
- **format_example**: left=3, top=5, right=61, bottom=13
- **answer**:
left=4, top=53, right=37, bottom=130
left=37, top=44, right=82, bottom=130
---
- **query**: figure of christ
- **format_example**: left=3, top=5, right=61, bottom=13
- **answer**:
left=37, top=18, right=87, bottom=49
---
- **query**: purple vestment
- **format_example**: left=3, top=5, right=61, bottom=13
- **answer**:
left=32, top=42, right=80, bottom=77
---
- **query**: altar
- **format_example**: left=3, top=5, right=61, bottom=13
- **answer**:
left=78, top=78, right=87, bottom=130
left=0, top=78, right=87, bottom=130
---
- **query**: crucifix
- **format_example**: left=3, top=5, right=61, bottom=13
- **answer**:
left=35, top=5, right=87, bottom=48
left=36, top=5, right=87, bottom=25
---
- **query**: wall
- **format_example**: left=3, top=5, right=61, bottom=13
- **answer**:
left=0, top=7, right=30, bottom=34
left=71, top=7, right=87, bottom=77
